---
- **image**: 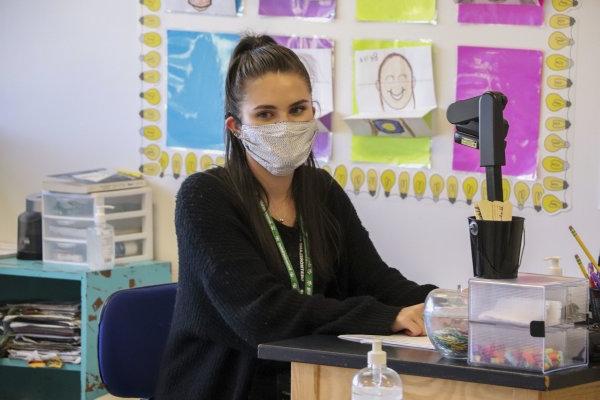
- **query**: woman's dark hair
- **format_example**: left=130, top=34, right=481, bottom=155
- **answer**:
left=221, top=33, right=341, bottom=283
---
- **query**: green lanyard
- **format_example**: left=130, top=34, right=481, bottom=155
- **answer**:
left=259, top=200, right=313, bottom=295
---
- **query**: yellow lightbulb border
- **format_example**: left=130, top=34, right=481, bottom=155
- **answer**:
left=134, top=0, right=574, bottom=215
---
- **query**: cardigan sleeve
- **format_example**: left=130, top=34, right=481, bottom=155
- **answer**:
left=175, top=172, right=403, bottom=349
left=325, top=173, right=437, bottom=307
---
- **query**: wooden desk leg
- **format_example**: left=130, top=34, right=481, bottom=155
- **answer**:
left=291, top=362, right=320, bottom=400
left=291, top=362, right=354, bottom=399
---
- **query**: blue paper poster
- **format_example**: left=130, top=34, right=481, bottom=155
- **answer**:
left=167, top=30, right=239, bottom=150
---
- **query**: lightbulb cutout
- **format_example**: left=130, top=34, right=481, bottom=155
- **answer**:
left=429, top=174, right=444, bottom=202
left=462, top=177, right=478, bottom=205
left=398, top=172, right=410, bottom=199
left=446, top=176, right=458, bottom=204
left=185, top=152, right=198, bottom=175
left=532, top=183, right=545, bottom=212
left=544, top=134, right=570, bottom=152
left=200, top=155, right=213, bottom=171
left=514, top=181, right=530, bottom=210
left=413, top=172, right=426, bottom=200
left=380, top=169, right=396, bottom=198
left=140, top=51, right=161, bottom=68
left=367, top=169, right=378, bottom=197
left=140, top=125, right=162, bottom=141
left=542, top=194, right=568, bottom=213
left=158, top=151, right=169, bottom=177
left=172, top=153, right=183, bottom=179
left=140, top=163, right=160, bottom=176
left=141, top=143, right=161, bottom=160
left=543, top=176, right=569, bottom=191
left=333, top=165, right=348, bottom=189
left=542, top=156, right=569, bottom=173
left=350, top=167, right=366, bottom=195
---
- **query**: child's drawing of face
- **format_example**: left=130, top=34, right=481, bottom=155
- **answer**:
left=377, top=54, right=414, bottom=110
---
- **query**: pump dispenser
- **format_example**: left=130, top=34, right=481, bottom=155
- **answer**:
left=545, top=256, right=562, bottom=276
left=86, top=205, right=115, bottom=270
left=352, top=340, right=403, bottom=399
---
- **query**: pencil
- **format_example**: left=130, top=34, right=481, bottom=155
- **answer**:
left=568, top=225, right=600, bottom=273
left=574, top=254, right=590, bottom=279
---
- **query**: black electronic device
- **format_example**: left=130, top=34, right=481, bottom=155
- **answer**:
left=447, top=91, right=509, bottom=202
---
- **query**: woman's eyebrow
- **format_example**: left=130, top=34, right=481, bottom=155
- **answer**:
left=288, top=99, right=310, bottom=108
left=252, top=104, right=277, bottom=111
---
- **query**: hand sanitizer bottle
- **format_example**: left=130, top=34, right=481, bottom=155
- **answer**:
left=352, top=340, right=403, bottom=400
left=86, top=205, right=115, bottom=270
left=545, top=256, right=562, bottom=276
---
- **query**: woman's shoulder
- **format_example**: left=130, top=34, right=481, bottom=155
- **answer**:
left=300, top=165, right=353, bottom=213
left=308, top=166, right=349, bottom=202
left=177, top=167, right=232, bottom=209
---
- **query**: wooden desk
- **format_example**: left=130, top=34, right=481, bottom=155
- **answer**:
left=258, top=335, right=600, bottom=400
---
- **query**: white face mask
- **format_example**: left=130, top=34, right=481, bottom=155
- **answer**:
left=239, top=120, right=318, bottom=176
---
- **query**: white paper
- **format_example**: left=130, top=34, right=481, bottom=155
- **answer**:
left=292, top=48, right=333, bottom=119
left=338, top=334, right=435, bottom=350
left=72, top=169, right=112, bottom=183
left=166, top=0, right=237, bottom=16
left=354, top=46, right=436, bottom=115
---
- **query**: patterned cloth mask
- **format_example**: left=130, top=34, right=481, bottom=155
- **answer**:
left=239, top=120, right=318, bottom=176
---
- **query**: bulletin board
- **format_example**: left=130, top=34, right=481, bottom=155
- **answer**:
left=137, top=0, right=580, bottom=216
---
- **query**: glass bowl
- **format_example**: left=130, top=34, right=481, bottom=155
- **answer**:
left=424, top=287, right=469, bottom=360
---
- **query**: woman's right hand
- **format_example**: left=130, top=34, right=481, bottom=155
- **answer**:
left=391, top=303, right=425, bottom=336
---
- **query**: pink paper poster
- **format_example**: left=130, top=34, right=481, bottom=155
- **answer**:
left=452, top=46, right=543, bottom=179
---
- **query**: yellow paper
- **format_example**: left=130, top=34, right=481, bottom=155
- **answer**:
left=356, top=0, right=437, bottom=23
left=351, top=135, right=430, bottom=167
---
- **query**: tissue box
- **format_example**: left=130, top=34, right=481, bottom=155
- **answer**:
left=468, top=273, right=589, bottom=373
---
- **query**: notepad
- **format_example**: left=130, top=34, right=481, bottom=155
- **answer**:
left=338, top=334, right=435, bottom=350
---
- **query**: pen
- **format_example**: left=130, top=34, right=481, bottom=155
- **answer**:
left=568, top=226, right=600, bottom=273
left=574, top=254, right=589, bottom=280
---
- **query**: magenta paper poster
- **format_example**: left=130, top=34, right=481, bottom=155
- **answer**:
left=458, top=0, right=544, bottom=26
left=452, top=46, right=543, bottom=179
left=259, top=0, right=336, bottom=19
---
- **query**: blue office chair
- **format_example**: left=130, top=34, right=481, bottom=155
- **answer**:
left=98, top=283, right=177, bottom=399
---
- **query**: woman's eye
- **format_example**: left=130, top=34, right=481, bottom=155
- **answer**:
left=256, top=111, right=273, bottom=119
left=290, top=106, right=306, bottom=115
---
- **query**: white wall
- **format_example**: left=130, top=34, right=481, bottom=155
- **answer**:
left=1, top=0, right=599, bottom=292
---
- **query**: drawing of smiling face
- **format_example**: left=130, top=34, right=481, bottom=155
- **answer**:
left=377, top=54, right=414, bottom=110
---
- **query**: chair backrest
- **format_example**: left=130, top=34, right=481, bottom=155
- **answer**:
left=98, top=282, right=177, bottom=398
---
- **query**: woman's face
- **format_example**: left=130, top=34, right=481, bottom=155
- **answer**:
left=378, top=55, right=413, bottom=110
left=237, top=72, right=314, bottom=126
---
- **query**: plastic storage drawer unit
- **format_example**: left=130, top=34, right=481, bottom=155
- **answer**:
left=42, top=187, right=153, bottom=266
left=468, top=273, right=589, bottom=373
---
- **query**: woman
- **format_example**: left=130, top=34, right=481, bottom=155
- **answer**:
left=156, top=34, right=436, bottom=400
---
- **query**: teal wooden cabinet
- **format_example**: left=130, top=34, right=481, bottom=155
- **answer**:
left=0, top=258, right=172, bottom=400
